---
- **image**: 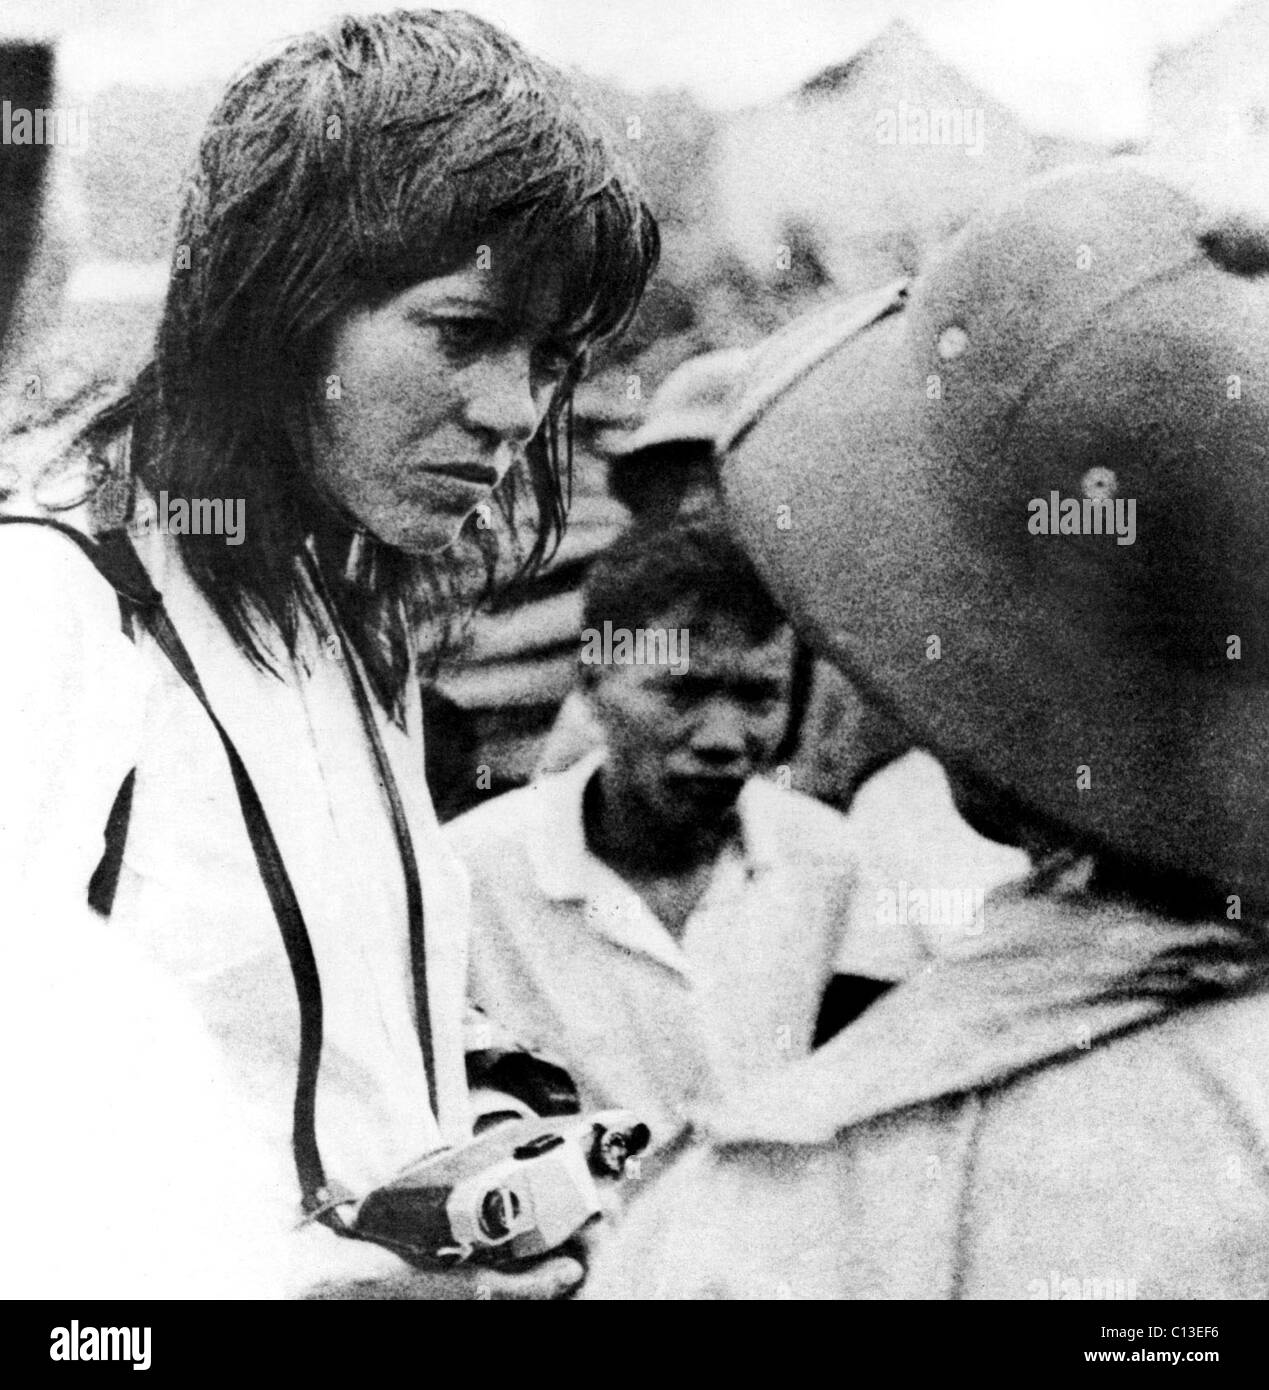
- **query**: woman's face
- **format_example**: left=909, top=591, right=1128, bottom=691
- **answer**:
left=309, top=256, right=576, bottom=555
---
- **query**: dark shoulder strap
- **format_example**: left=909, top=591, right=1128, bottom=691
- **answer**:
left=0, top=516, right=349, bottom=1228
left=139, top=590, right=345, bottom=1224
left=88, top=770, right=135, bottom=917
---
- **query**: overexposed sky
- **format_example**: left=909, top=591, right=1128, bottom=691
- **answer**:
left=0, top=0, right=1250, bottom=141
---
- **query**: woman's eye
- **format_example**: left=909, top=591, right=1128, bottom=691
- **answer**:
left=435, top=318, right=500, bottom=355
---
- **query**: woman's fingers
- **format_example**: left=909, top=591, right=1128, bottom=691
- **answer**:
left=475, top=1254, right=586, bottom=1300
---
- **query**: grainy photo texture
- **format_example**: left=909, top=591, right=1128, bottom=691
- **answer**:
left=0, top=0, right=1265, bottom=1345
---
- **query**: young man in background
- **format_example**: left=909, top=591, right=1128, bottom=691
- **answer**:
left=447, top=514, right=890, bottom=1149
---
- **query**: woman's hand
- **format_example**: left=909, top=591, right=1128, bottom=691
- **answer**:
left=292, top=1223, right=585, bottom=1300
left=301, top=1253, right=584, bottom=1301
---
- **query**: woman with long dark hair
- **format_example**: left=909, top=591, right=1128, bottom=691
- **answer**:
left=1, top=9, right=656, bottom=1297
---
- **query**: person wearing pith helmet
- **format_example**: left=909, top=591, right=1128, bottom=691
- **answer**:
left=600, top=345, right=752, bottom=522
left=585, top=162, right=1269, bottom=1301
left=534, top=346, right=756, bottom=779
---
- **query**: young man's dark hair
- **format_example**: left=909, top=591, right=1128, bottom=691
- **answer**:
left=582, top=508, right=785, bottom=646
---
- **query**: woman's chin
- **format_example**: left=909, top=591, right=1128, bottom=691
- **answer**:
left=381, top=515, right=467, bottom=558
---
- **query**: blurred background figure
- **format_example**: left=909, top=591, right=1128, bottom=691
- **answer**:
left=530, top=347, right=752, bottom=781
left=600, top=345, right=751, bottom=523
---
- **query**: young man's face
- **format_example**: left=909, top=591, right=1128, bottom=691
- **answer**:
left=586, top=601, right=795, bottom=836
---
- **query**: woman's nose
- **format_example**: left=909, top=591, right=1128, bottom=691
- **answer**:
left=461, top=344, right=543, bottom=448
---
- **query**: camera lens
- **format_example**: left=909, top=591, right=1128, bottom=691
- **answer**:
left=593, top=1122, right=651, bottom=1176
left=479, top=1187, right=520, bottom=1240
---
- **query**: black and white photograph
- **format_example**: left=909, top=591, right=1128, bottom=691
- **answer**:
left=0, top=0, right=1266, bottom=1348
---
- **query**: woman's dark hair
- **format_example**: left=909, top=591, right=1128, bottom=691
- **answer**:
left=82, top=8, right=658, bottom=715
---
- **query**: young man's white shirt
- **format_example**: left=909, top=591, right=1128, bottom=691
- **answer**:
left=448, top=750, right=875, bottom=1149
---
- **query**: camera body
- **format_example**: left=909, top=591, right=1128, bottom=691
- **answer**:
left=354, top=1110, right=649, bottom=1266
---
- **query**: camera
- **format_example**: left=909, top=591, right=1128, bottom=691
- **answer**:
left=354, top=1110, right=650, bottom=1266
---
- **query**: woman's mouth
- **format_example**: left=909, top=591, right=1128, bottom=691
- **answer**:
left=426, top=462, right=501, bottom=488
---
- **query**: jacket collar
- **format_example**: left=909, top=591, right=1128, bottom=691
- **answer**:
left=702, top=864, right=1269, bottom=1147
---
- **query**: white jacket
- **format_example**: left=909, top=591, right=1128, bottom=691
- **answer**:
left=0, top=520, right=473, bottom=1282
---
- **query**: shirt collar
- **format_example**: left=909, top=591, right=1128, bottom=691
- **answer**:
left=733, top=776, right=785, bottom=875
left=527, top=749, right=607, bottom=902
left=527, top=752, right=781, bottom=900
